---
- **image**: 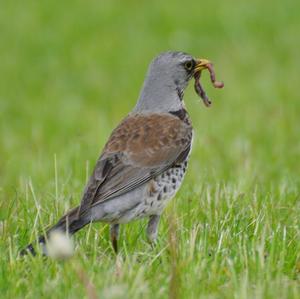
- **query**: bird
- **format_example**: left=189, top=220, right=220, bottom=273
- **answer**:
left=21, top=51, right=217, bottom=256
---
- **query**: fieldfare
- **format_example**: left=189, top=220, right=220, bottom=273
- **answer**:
left=21, top=51, right=223, bottom=255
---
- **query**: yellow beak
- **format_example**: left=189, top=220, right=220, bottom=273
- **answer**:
left=194, top=58, right=211, bottom=72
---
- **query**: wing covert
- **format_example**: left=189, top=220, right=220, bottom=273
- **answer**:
left=78, top=112, right=192, bottom=216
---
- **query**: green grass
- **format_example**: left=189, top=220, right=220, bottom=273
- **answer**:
left=1, top=0, right=300, bottom=298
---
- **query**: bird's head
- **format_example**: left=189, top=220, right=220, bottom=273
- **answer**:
left=148, top=51, right=211, bottom=91
left=135, top=51, right=223, bottom=112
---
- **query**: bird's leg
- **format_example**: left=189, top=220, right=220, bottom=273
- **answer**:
left=110, top=224, right=120, bottom=254
left=147, top=215, right=160, bottom=245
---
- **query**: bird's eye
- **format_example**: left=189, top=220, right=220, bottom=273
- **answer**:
left=184, top=60, right=194, bottom=71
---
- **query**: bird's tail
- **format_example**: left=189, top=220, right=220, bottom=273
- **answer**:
left=20, top=206, right=89, bottom=256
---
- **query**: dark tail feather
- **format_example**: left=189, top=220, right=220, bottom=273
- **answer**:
left=20, top=206, right=89, bottom=256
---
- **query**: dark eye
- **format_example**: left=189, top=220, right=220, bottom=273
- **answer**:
left=184, top=60, right=194, bottom=71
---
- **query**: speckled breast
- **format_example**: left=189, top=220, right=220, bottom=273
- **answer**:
left=137, top=159, right=190, bottom=217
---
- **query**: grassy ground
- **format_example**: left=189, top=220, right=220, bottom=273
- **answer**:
left=1, top=0, right=300, bottom=298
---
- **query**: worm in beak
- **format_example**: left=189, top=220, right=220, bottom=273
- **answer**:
left=194, top=60, right=224, bottom=107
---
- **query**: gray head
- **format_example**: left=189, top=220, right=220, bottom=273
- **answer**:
left=134, top=51, right=209, bottom=113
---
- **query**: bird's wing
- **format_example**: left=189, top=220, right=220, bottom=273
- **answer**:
left=78, top=112, right=192, bottom=216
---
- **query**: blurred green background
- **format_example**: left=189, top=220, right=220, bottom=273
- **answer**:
left=0, top=0, right=299, bottom=298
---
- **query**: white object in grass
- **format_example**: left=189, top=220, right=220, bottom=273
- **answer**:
left=45, top=230, right=74, bottom=259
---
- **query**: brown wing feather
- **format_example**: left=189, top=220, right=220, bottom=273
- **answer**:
left=78, top=113, right=192, bottom=216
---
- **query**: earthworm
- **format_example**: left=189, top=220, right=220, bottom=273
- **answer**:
left=194, top=63, right=224, bottom=107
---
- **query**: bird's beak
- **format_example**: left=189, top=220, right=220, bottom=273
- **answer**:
left=194, top=58, right=212, bottom=73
